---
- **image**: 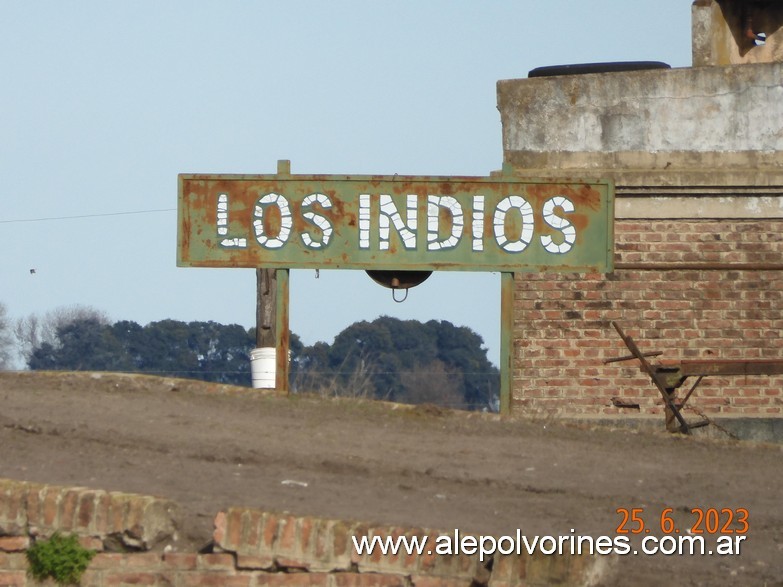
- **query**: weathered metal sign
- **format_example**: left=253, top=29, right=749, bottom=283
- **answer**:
left=178, top=166, right=614, bottom=272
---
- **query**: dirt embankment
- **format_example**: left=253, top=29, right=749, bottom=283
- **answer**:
left=0, top=371, right=781, bottom=586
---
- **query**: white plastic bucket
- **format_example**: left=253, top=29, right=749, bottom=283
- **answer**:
left=250, top=347, right=276, bottom=389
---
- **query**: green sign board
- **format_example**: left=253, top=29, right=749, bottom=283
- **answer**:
left=178, top=167, right=614, bottom=273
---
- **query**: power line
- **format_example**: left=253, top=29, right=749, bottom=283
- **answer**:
left=0, top=208, right=176, bottom=224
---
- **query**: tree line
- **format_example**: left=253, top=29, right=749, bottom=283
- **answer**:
left=0, top=303, right=499, bottom=411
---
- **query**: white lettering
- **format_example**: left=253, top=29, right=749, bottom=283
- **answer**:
left=716, top=535, right=746, bottom=555
left=379, top=194, right=417, bottom=250
left=493, top=195, right=534, bottom=253
left=300, top=192, right=333, bottom=249
left=427, top=195, right=463, bottom=251
left=538, top=536, right=557, bottom=555
left=472, top=195, right=485, bottom=251
left=215, top=191, right=585, bottom=258
left=359, top=193, right=371, bottom=249
left=541, top=195, right=576, bottom=254
left=216, top=193, right=248, bottom=249
left=253, top=192, right=292, bottom=249
left=435, top=534, right=454, bottom=555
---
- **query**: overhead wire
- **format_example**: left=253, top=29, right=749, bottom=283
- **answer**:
left=0, top=208, right=176, bottom=224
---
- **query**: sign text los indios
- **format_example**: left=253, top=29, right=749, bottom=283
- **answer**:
left=177, top=168, right=614, bottom=273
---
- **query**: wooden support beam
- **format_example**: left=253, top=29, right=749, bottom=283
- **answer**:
left=275, top=269, right=290, bottom=392
left=256, top=267, right=290, bottom=393
left=499, top=272, right=514, bottom=416
left=256, top=268, right=276, bottom=348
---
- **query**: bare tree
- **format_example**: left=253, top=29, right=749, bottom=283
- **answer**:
left=0, top=302, right=15, bottom=369
left=293, top=350, right=378, bottom=400
left=14, top=312, right=42, bottom=364
left=14, top=304, right=110, bottom=364
left=398, top=360, right=466, bottom=409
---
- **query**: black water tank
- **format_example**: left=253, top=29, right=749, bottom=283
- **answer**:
left=528, top=61, right=670, bottom=78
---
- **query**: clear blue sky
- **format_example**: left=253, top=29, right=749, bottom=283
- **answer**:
left=0, top=1, right=692, bottom=366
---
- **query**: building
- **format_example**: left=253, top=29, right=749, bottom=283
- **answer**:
left=498, top=0, right=783, bottom=437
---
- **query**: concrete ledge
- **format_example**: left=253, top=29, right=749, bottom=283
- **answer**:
left=617, top=195, right=783, bottom=219
left=498, top=63, right=783, bottom=156
left=566, top=416, right=783, bottom=443
left=504, top=149, right=783, bottom=176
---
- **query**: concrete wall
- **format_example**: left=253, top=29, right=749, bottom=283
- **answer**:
left=692, top=0, right=783, bottom=66
left=497, top=63, right=783, bottom=160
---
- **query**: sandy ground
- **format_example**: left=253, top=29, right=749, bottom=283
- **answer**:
left=0, top=371, right=781, bottom=586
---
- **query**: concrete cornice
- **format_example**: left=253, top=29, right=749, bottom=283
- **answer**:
left=504, top=150, right=783, bottom=188
left=502, top=152, right=783, bottom=218
left=616, top=195, right=783, bottom=219
left=498, top=62, right=783, bottom=157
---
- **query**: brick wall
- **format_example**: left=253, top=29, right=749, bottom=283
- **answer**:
left=511, top=219, right=783, bottom=418
left=0, top=478, right=180, bottom=553
left=0, top=549, right=600, bottom=587
left=0, top=479, right=607, bottom=586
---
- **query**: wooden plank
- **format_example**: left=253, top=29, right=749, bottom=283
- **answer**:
left=679, top=360, right=783, bottom=377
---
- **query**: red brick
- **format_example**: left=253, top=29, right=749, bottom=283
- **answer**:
left=235, top=553, right=274, bottom=570
left=411, top=576, right=468, bottom=587
left=197, top=553, right=235, bottom=571
left=334, top=573, right=408, bottom=586
left=213, top=511, right=227, bottom=545
left=109, top=494, right=130, bottom=533
left=314, top=519, right=329, bottom=560
left=490, top=554, right=527, bottom=583
left=226, top=508, right=244, bottom=548
left=0, top=571, right=26, bottom=587
left=162, top=552, right=198, bottom=570
left=105, top=572, right=165, bottom=586
left=124, top=497, right=146, bottom=538
left=123, top=553, right=163, bottom=569
left=78, top=535, right=104, bottom=551
left=416, top=546, right=438, bottom=574
left=58, top=489, right=80, bottom=530
left=94, top=492, right=112, bottom=535
left=79, top=569, right=102, bottom=587
left=243, top=509, right=264, bottom=548
left=25, top=485, right=43, bottom=528
left=262, top=513, right=278, bottom=549
left=340, top=521, right=362, bottom=566
left=0, top=552, right=28, bottom=570
left=298, top=516, right=314, bottom=553
left=277, top=515, right=297, bottom=552
left=182, top=574, right=253, bottom=587
left=0, top=486, right=25, bottom=535
left=90, top=553, right=127, bottom=569
left=0, top=536, right=29, bottom=552
left=77, top=492, right=97, bottom=531
left=254, top=573, right=329, bottom=586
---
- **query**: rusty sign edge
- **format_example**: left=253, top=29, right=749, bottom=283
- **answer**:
left=177, top=172, right=615, bottom=273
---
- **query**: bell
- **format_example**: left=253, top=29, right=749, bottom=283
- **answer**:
left=365, top=270, right=432, bottom=290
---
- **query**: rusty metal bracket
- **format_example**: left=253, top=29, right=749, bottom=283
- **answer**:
left=611, top=322, right=691, bottom=434
left=664, top=375, right=704, bottom=430
left=603, top=351, right=663, bottom=364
